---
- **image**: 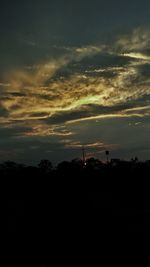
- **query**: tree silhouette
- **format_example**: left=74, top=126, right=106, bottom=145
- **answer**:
left=38, top=159, right=52, bottom=173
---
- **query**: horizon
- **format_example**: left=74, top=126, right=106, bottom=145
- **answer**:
left=0, top=153, right=149, bottom=167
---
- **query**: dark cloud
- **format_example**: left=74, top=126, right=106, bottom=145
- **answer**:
left=0, top=125, right=32, bottom=138
left=0, top=107, right=8, bottom=117
left=136, top=63, right=150, bottom=80
left=45, top=101, right=148, bottom=125
left=53, top=52, right=130, bottom=80
left=9, top=92, right=27, bottom=97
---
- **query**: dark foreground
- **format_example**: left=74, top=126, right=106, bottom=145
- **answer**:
left=6, top=160, right=150, bottom=266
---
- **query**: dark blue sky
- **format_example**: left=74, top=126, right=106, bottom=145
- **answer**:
left=0, top=0, right=150, bottom=164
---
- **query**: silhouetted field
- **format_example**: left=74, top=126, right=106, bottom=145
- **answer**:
left=6, top=158, right=150, bottom=265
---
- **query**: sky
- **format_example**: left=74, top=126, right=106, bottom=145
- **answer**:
left=0, top=0, right=150, bottom=164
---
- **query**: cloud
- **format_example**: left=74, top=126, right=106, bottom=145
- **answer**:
left=0, top=83, right=11, bottom=87
left=23, top=123, right=74, bottom=137
left=0, top=28, right=150, bottom=138
left=60, top=139, right=117, bottom=156
left=63, top=140, right=105, bottom=149
left=122, top=52, right=150, bottom=61
left=115, top=28, right=150, bottom=53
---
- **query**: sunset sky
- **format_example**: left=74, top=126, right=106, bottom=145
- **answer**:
left=0, top=0, right=150, bottom=164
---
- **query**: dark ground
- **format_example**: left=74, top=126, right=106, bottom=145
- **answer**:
left=6, top=161, right=150, bottom=266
